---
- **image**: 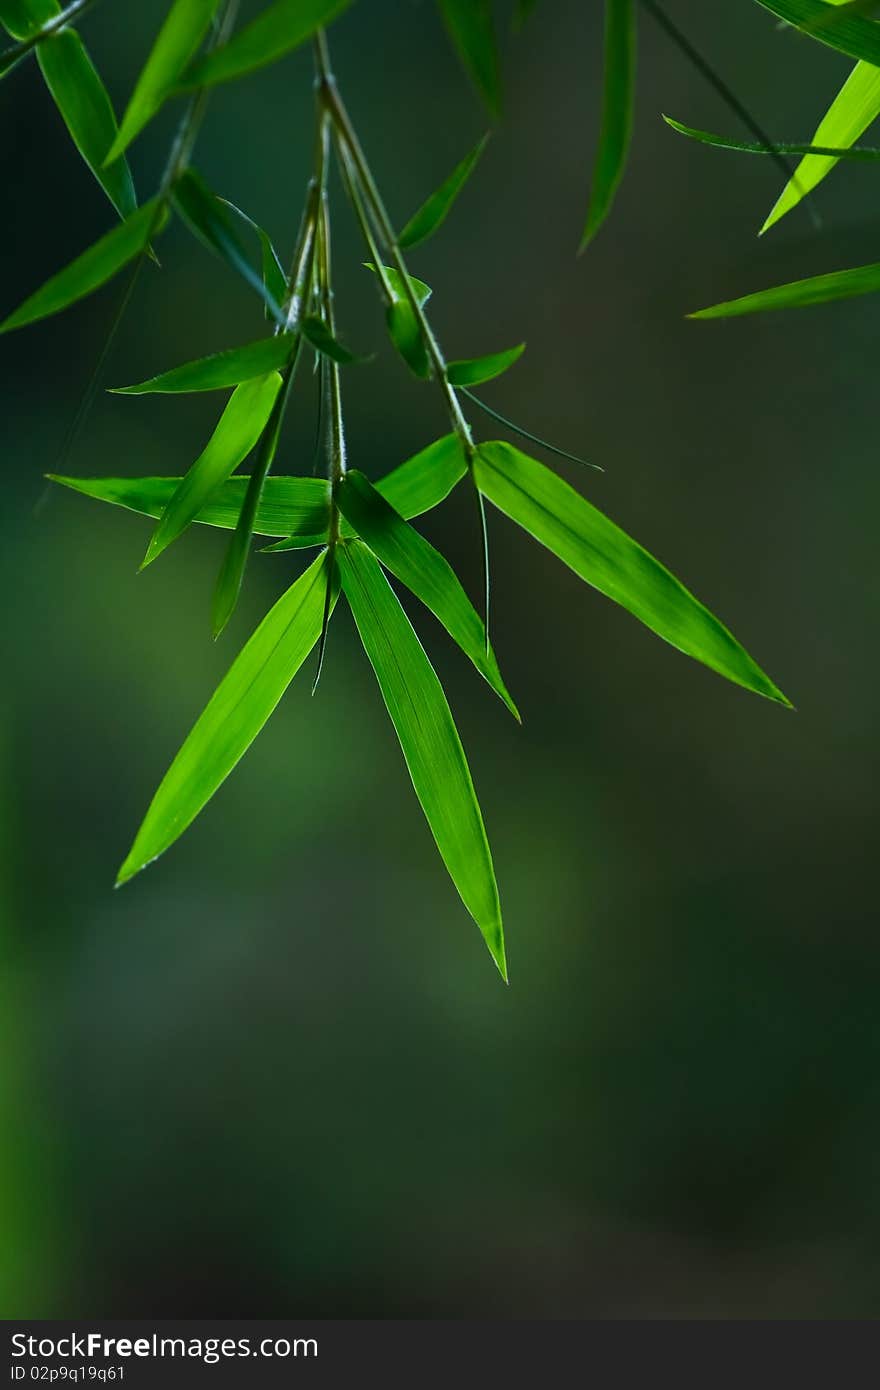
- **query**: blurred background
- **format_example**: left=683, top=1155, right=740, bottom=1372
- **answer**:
left=2, top=0, right=879, bottom=1319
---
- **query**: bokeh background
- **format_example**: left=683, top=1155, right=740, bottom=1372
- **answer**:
left=2, top=0, right=879, bottom=1319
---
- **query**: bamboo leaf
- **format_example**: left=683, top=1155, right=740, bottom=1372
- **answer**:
left=365, top=262, right=432, bottom=376
left=172, top=168, right=285, bottom=323
left=664, top=112, right=880, bottom=159
left=116, top=550, right=335, bottom=886
left=473, top=441, right=790, bottom=705
left=582, top=0, right=636, bottom=250
left=447, top=343, right=525, bottom=387
left=143, top=373, right=283, bottom=567
left=264, top=433, right=468, bottom=552
left=689, top=259, right=880, bottom=318
left=753, top=0, right=880, bottom=64
left=221, top=198, right=287, bottom=317
left=0, top=0, right=57, bottom=40
left=0, top=198, right=165, bottom=333
left=398, top=133, right=489, bottom=249
left=336, top=470, right=519, bottom=717
left=437, top=0, right=501, bottom=117
left=36, top=29, right=137, bottom=218
left=111, top=333, right=297, bottom=394
left=106, top=0, right=222, bottom=161
left=763, top=60, right=880, bottom=231
left=339, top=540, right=506, bottom=978
left=181, top=0, right=352, bottom=91
left=301, top=314, right=368, bottom=365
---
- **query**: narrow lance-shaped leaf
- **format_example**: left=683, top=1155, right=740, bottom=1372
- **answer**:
left=582, top=0, right=636, bottom=250
left=473, top=441, right=790, bottom=706
left=0, top=198, right=165, bottom=333
left=753, top=0, right=880, bottom=64
left=689, top=259, right=880, bottom=319
left=301, top=315, right=368, bottom=365
left=172, top=169, right=285, bottom=324
left=339, top=540, right=506, bottom=979
left=36, top=29, right=137, bottom=218
left=664, top=113, right=880, bottom=160
left=143, top=372, right=283, bottom=568
left=106, top=0, right=222, bottom=162
left=437, top=0, right=501, bottom=118
left=764, top=58, right=880, bottom=232
left=116, top=551, right=335, bottom=887
left=398, top=133, right=489, bottom=249
left=447, top=343, right=525, bottom=387
left=112, top=333, right=297, bottom=394
left=221, top=198, right=287, bottom=318
left=336, top=470, right=519, bottom=718
left=181, top=0, right=353, bottom=91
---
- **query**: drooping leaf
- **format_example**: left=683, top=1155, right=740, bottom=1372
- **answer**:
left=437, top=0, right=501, bottom=118
left=336, top=470, right=519, bottom=717
left=49, top=472, right=331, bottom=538
left=689, top=259, right=880, bottom=318
left=364, top=262, right=433, bottom=377
left=111, top=333, right=297, bottom=394
left=143, top=372, right=283, bottom=567
left=116, top=550, right=335, bottom=886
left=753, top=0, right=880, bottom=64
left=664, top=113, right=880, bottom=160
left=447, top=343, right=525, bottom=387
left=301, top=314, right=367, bottom=365
left=264, top=433, right=468, bottom=551
left=221, top=198, right=288, bottom=317
left=338, top=540, right=506, bottom=978
left=106, top=0, right=222, bottom=161
left=36, top=29, right=137, bottom=218
left=0, top=0, right=57, bottom=40
left=172, top=168, right=284, bottom=323
left=0, top=198, right=165, bottom=333
left=473, top=441, right=790, bottom=705
left=398, top=133, right=489, bottom=249
left=763, top=59, right=880, bottom=232
left=181, top=0, right=352, bottom=91
left=582, top=0, right=637, bottom=250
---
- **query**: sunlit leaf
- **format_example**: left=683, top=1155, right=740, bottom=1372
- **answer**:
left=111, top=333, right=297, bottom=394
left=336, top=470, right=519, bottom=717
left=143, top=372, right=283, bottom=567
left=689, top=259, right=880, bottom=318
left=582, top=0, right=637, bottom=250
left=447, top=343, right=525, bottom=387
left=473, top=441, right=790, bottom=705
left=301, top=314, right=367, bottom=365
left=181, top=0, right=352, bottom=91
left=106, top=0, right=222, bottom=161
left=398, top=133, right=489, bottom=249
left=753, top=0, right=880, bottom=64
left=0, top=198, right=165, bottom=333
left=437, top=0, right=501, bottom=117
left=116, top=550, right=335, bottom=886
left=664, top=113, right=880, bottom=160
left=172, top=168, right=284, bottom=323
left=339, top=540, right=506, bottom=978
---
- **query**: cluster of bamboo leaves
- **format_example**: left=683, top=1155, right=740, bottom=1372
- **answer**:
left=3, top=0, right=799, bottom=979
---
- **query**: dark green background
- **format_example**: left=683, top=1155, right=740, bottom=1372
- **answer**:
left=2, top=0, right=878, bottom=1318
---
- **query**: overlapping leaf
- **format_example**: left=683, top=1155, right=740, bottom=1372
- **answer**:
left=181, top=0, right=352, bottom=91
left=0, top=0, right=57, bottom=40
left=754, top=0, right=880, bottom=64
left=367, top=264, right=433, bottom=378
left=172, top=169, right=285, bottom=323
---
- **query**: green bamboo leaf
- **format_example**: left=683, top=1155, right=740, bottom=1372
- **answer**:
left=143, top=373, right=283, bottom=568
left=365, top=263, right=432, bottom=306
left=339, top=540, right=506, bottom=978
left=689, top=259, right=880, bottom=318
left=447, top=343, right=525, bottom=387
left=49, top=472, right=331, bottom=538
left=398, top=133, right=489, bottom=249
left=437, top=0, right=501, bottom=118
left=664, top=113, right=880, bottom=159
left=264, top=433, right=468, bottom=552
left=365, top=262, right=432, bottom=377
left=172, top=168, right=284, bottom=323
left=753, top=0, right=880, bottom=64
left=37, top=28, right=137, bottom=219
left=106, top=0, right=222, bottom=162
left=582, top=0, right=637, bottom=250
left=116, top=550, right=335, bottom=886
left=336, top=470, right=519, bottom=718
left=301, top=314, right=367, bottom=365
left=220, top=198, right=287, bottom=317
left=0, top=198, right=165, bottom=333
left=763, top=60, right=880, bottom=232
left=0, top=0, right=57, bottom=40
left=181, top=0, right=352, bottom=91
left=111, top=333, right=297, bottom=394
left=473, top=441, right=790, bottom=705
